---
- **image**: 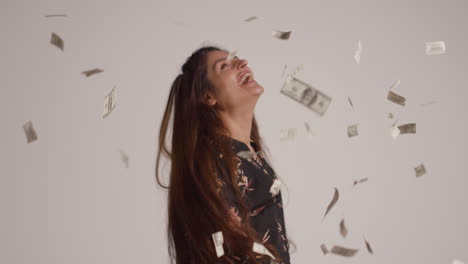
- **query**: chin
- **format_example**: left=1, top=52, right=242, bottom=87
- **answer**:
left=254, top=84, right=264, bottom=95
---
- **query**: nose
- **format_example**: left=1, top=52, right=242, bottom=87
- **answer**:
left=235, top=58, right=248, bottom=70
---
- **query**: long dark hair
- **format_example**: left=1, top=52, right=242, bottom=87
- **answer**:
left=156, top=45, right=291, bottom=264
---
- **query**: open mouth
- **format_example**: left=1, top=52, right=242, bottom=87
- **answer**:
left=239, top=72, right=255, bottom=86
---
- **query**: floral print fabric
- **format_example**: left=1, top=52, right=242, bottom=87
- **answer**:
left=215, top=136, right=291, bottom=264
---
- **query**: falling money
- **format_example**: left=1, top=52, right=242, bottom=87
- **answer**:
left=414, top=164, right=426, bottom=177
left=22, top=121, right=38, bottom=144
left=269, top=179, right=282, bottom=197
left=82, top=68, right=104, bottom=77
left=211, top=231, right=225, bottom=257
left=281, top=77, right=332, bottom=116
left=347, top=96, right=354, bottom=108
left=387, top=90, right=406, bottom=106
left=330, top=245, right=359, bottom=257
left=304, top=122, right=316, bottom=137
left=237, top=150, right=255, bottom=160
left=244, top=16, right=258, bottom=22
left=103, top=86, right=117, bottom=118
left=347, top=124, right=358, bottom=138
left=119, top=149, right=129, bottom=168
left=389, top=79, right=401, bottom=90
left=353, top=177, right=368, bottom=186
left=50, top=32, right=64, bottom=51
left=398, top=123, right=416, bottom=134
left=392, top=123, right=416, bottom=139
left=253, top=242, right=275, bottom=260
left=44, top=14, right=68, bottom=18
left=226, top=49, right=239, bottom=63
left=286, top=64, right=304, bottom=82
left=364, top=238, right=374, bottom=254
left=272, top=29, right=292, bottom=40
left=323, top=187, right=339, bottom=220
left=425, top=41, right=446, bottom=55
left=280, top=128, right=297, bottom=141
left=354, top=40, right=363, bottom=64
left=281, top=65, right=287, bottom=77
left=320, top=244, right=329, bottom=255
left=391, top=126, right=400, bottom=139
left=339, top=218, right=348, bottom=238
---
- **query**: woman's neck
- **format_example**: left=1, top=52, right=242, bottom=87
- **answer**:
left=219, top=111, right=253, bottom=146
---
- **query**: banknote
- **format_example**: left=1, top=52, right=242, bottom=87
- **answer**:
left=281, top=77, right=332, bottom=116
left=398, top=123, right=416, bottom=134
left=347, top=96, right=354, bottom=108
left=119, top=149, right=129, bottom=168
left=320, top=244, right=329, bottom=255
left=330, top=245, right=359, bottom=257
left=280, top=128, right=297, bottom=141
left=304, top=122, right=316, bottom=137
left=387, top=91, right=406, bottom=106
left=272, top=29, right=291, bottom=40
left=103, top=85, right=116, bottom=118
left=23, top=121, right=38, bottom=143
left=392, top=123, right=416, bottom=139
left=226, top=49, right=239, bottom=62
left=82, top=68, right=103, bottom=77
left=44, top=14, right=67, bottom=18
left=425, top=41, right=446, bottom=55
left=353, top=177, right=368, bottom=186
left=391, top=126, right=400, bottom=139
left=354, top=40, right=362, bottom=64
left=253, top=242, right=275, bottom=260
left=347, top=124, right=358, bottom=138
left=364, top=238, right=374, bottom=254
left=389, top=79, right=401, bottom=90
left=286, top=64, right=303, bottom=82
left=414, top=164, right=426, bottom=177
left=323, top=187, right=339, bottom=220
left=244, top=16, right=258, bottom=22
left=281, top=65, right=287, bottom=77
left=339, top=218, right=348, bottom=238
left=50, top=32, right=64, bottom=51
left=211, top=231, right=224, bottom=257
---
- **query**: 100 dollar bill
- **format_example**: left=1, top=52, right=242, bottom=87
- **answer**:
left=280, top=77, right=332, bottom=116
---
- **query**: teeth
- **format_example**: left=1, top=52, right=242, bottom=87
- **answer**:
left=239, top=73, right=252, bottom=85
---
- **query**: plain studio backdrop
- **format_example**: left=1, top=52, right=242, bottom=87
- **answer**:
left=1, top=0, right=467, bottom=263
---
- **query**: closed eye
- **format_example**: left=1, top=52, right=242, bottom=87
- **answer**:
left=220, top=56, right=239, bottom=70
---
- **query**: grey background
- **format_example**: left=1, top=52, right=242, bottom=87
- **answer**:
left=1, top=0, right=467, bottom=263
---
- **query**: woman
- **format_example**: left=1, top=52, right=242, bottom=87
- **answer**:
left=156, top=46, right=293, bottom=264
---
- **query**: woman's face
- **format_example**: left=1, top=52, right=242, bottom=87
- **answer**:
left=205, top=50, right=264, bottom=110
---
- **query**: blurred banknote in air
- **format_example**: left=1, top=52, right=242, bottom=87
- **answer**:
left=425, top=41, right=446, bottom=55
left=272, top=29, right=292, bottom=40
left=23, top=121, right=38, bottom=143
left=103, top=86, right=117, bottom=118
left=281, top=77, right=331, bottom=116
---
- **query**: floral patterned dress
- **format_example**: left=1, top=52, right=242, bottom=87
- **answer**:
left=215, top=136, right=291, bottom=264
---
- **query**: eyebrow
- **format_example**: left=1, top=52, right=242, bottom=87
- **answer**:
left=212, top=56, right=239, bottom=72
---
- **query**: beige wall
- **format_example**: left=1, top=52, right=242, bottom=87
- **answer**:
left=1, top=0, right=467, bottom=263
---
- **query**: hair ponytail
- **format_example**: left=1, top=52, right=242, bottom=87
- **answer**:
left=155, top=73, right=184, bottom=189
